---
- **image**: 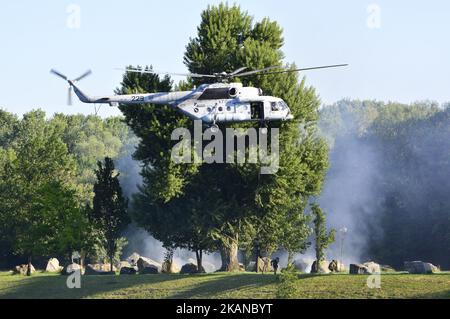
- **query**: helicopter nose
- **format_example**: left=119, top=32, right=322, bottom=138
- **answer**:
left=285, top=112, right=294, bottom=120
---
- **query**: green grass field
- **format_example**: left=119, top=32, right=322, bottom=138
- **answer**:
left=0, top=271, right=449, bottom=299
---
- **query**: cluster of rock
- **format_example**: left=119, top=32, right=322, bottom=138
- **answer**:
left=348, top=260, right=440, bottom=274
left=118, top=253, right=161, bottom=275
left=349, top=261, right=381, bottom=274
left=404, top=261, right=439, bottom=274
left=13, top=264, right=36, bottom=275
left=119, top=253, right=218, bottom=275
left=84, top=263, right=116, bottom=275
left=16, top=253, right=440, bottom=277
left=7, top=255, right=382, bottom=276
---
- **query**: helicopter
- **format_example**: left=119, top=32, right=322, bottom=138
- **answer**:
left=50, top=64, right=347, bottom=131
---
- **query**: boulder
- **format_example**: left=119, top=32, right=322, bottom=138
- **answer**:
left=14, top=264, right=35, bottom=275
left=380, top=265, right=396, bottom=272
left=404, top=261, right=440, bottom=274
left=180, top=263, right=204, bottom=274
left=119, top=261, right=131, bottom=269
left=349, top=263, right=367, bottom=274
left=120, top=266, right=137, bottom=275
left=186, top=258, right=211, bottom=273
left=328, top=260, right=346, bottom=272
left=363, top=261, right=381, bottom=274
left=256, top=257, right=272, bottom=273
left=62, top=263, right=83, bottom=275
left=126, top=252, right=141, bottom=266
left=45, top=258, right=62, bottom=273
left=328, top=260, right=337, bottom=272
left=310, top=260, right=330, bottom=274
left=246, top=261, right=256, bottom=272
left=162, top=260, right=181, bottom=274
left=293, top=259, right=311, bottom=272
left=89, top=263, right=117, bottom=272
left=140, top=265, right=159, bottom=274
left=137, top=257, right=162, bottom=273
left=85, top=264, right=113, bottom=275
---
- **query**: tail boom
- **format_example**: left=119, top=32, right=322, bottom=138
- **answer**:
left=70, top=81, right=190, bottom=106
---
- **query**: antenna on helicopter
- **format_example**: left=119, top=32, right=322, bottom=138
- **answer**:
left=50, top=69, right=92, bottom=105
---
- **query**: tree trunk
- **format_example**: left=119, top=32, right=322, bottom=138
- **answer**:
left=287, top=252, right=294, bottom=267
left=80, top=249, right=86, bottom=271
left=255, top=243, right=260, bottom=273
left=26, top=256, right=32, bottom=276
left=219, top=239, right=239, bottom=272
left=110, top=255, right=114, bottom=274
left=195, top=249, right=204, bottom=273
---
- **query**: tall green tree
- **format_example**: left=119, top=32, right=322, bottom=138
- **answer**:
left=91, top=157, right=129, bottom=272
left=279, top=207, right=312, bottom=266
left=183, top=3, right=328, bottom=270
left=311, top=203, right=335, bottom=272
left=0, top=110, right=78, bottom=274
left=0, top=109, right=18, bottom=148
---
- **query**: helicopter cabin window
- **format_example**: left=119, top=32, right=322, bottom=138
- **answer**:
left=198, top=88, right=230, bottom=100
left=271, top=101, right=280, bottom=111
left=251, top=102, right=264, bottom=120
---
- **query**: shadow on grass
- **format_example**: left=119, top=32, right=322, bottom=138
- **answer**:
left=169, top=273, right=277, bottom=299
left=0, top=272, right=188, bottom=299
left=411, top=290, right=450, bottom=299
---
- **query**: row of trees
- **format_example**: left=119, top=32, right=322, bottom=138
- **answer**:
left=0, top=110, right=132, bottom=271
left=320, top=100, right=450, bottom=268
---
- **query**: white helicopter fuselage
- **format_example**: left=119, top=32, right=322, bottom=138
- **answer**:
left=177, top=82, right=293, bottom=124
left=71, top=81, right=293, bottom=124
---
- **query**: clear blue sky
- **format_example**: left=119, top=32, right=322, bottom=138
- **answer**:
left=1, top=0, right=449, bottom=117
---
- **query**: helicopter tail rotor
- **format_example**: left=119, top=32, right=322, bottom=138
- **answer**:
left=50, top=69, right=92, bottom=105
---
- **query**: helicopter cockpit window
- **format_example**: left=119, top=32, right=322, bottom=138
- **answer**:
left=198, top=88, right=230, bottom=100
left=271, top=101, right=280, bottom=111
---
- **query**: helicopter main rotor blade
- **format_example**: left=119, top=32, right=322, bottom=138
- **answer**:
left=229, top=67, right=248, bottom=76
left=117, top=63, right=348, bottom=81
left=74, top=69, right=92, bottom=82
left=50, top=69, right=68, bottom=80
left=246, top=64, right=349, bottom=76
left=232, top=66, right=283, bottom=77
left=117, top=67, right=217, bottom=78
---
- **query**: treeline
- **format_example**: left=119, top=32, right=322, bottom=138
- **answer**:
left=319, top=100, right=450, bottom=269
left=0, top=110, right=136, bottom=269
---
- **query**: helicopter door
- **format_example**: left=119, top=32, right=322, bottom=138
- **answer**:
left=250, top=102, right=264, bottom=120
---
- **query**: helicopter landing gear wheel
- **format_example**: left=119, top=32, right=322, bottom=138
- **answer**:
left=210, top=124, right=219, bottom=133
left=260, top=122, right=268, bottom=134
